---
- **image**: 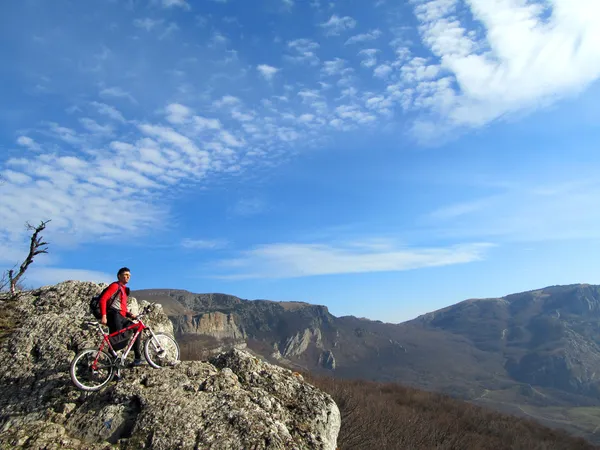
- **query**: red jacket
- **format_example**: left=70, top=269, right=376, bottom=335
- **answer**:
left=99, top=282, right=128, bottom=317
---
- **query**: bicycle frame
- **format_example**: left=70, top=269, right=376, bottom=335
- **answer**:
left=88, top=313, right=162, bottom=370
left=108, top=320, right=145, bottom=358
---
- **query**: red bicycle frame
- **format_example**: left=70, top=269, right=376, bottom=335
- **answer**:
left=91, top=319, right=149, bottom=369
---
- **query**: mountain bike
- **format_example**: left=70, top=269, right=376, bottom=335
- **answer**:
left=70, top=303, right=180, bottom=391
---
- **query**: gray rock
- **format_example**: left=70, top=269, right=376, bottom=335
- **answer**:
left=0, top=281, right=340, bottom=449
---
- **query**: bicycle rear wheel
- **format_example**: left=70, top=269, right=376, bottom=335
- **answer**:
left=70, top=349, right=115, bottom=391
left=144, top=333, right=180, bottom=368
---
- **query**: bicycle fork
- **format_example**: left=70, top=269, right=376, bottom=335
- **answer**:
left=146, top=328, right=166, bottom=356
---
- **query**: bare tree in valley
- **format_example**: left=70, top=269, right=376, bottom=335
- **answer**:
left=2, top=220, right=51, bottom=295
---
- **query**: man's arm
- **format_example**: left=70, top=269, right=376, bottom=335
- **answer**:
left=98, top=282, right=118, bottom=324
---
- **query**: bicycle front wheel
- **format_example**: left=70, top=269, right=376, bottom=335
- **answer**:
left=70, top=349, right=115, bottom=391
left=144, top=333, right=180, bottom=368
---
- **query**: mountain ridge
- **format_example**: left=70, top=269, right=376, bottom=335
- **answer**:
left=132, top=282, right=600, bottom=443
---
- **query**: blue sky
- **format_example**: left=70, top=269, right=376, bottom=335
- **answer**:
left=2, top=0, right=600, bottom=323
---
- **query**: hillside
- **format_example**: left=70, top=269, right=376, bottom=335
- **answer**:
left=132, top=284, right=600, bottom=443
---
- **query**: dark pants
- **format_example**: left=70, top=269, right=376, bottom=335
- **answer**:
left=107, top=310, right=142, bottom=359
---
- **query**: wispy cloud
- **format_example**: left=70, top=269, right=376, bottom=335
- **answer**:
left=79, top=118, right=113, bottom=135
left=3, top=0, right=600, bottom=274
left=358, top=48, right=379, bottom=68
left=161, top=0, right=190, bottom=9
left=100, top=87, right=137, bottom=104
left=133, top=18, right=163, bottom=31
left=181, top=238, right=228, bottom=249
left=16, top=136, right=41, bottom=151
left=286, top=39, right=320, bottom=65
left=345, top=29, right=382, bottom=45
left=401, top=0, right=600, bottom=139
left=257, top=64, right=279, bottom=81
left=165, top=103, right=192, bottom=124
left=424, top=176, right=600, bottom=242
left=213, top=241, right=492, bottom=279
left=321, top=15, right=357, bottom=36
left=90, top=102, right=126, bottom=123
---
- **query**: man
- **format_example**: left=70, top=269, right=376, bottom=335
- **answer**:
left=99, top=267, right=143, bottom=366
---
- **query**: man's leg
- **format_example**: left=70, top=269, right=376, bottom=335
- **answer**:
left=106, top=310, right=121, bottom=334
left=132, top=332, right=142, bottom=361
left=108, top=312, right=142, bottom=361
left=117, top=314, right=142, bottom=362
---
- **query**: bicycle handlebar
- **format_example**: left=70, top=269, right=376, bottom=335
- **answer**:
left=133, top=302, right=158, bottom=320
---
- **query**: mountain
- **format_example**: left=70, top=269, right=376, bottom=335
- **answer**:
left=2, top=281, right=595, bottom=450
left=132, top=284, right=600, bottom=443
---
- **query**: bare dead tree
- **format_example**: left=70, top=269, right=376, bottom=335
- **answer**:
left=7, top=220, right=51, bottom=295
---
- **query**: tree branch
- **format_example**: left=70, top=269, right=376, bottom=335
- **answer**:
left=8, top=220, right=51, bottom=295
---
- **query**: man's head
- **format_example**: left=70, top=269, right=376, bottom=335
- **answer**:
left=117, top=267, right=131, bottom=285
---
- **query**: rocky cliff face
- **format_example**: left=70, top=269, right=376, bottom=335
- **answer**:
left=0, top=281, right=340, bottom=449
left=171, top=311, right=246, bottom=340
left=133, top=289, right=340, bottom=373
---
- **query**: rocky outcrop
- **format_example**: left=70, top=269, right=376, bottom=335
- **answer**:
left=318, top=350, right=336, bottom=370
left=170, top=311, right=246, bottom=339
left=0, top=281, right=340, bottom=449
left=281, top=328, right=323, bottom=358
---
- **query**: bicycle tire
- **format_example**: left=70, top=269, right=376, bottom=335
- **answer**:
left=70, top=349, right=115, bottom=391
left=144, top=333, right=180, bottom=368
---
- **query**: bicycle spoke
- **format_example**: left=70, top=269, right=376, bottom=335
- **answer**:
left=144, top=334, right=180, bottom=369
left=70, top=349, right=115, bottom=391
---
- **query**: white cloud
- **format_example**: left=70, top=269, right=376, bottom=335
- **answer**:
left=213, top=241, right=492, bottom=279
left=133, top=18, right=163, bottom=31
left=322, top=58, right=347, bottom=76
left=374, top=64, right=393, bottom=78
left=286, top=39, right=320, bottom=65
left=1, top=170, right=32, bottom=185
left=194, top=116, right=222, bottom=131
left=408, top=0, right=600, bottom=135
left=257, top=64, right=279, bottom=81
left=335, top=105, right=376, bottom=124
left=100, top=87, right=137, bottom=104
left=358, top=48, right=378, bottom=68
left=165, top=103, right=192, bottom=124
left=0, top=103, right=253, bottom=255
left=90, top=102, right=126, bottom=122
left=321, top=15, right=357, bottom=36
left=181, top=238, right=228, bottom=249
left=162, top=0, right=190, bottom=9
left=213, top=95, right=241, bottom=108
left=16, top=136, right=41, bottom=151
left=345, top=29, right=382, bottom=45
left=45, top=123, right=82, bottom=145
left=220, top=130, right=244, bottom=147
left=79, top=118, right=113, bottom=135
